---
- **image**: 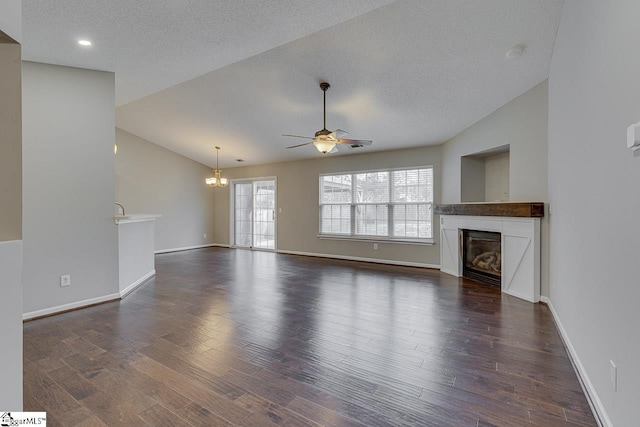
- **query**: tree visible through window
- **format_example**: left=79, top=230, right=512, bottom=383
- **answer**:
left=319, top=167, right=433, bottom=241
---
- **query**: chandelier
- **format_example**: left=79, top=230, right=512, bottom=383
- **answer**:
left=205, top=146, right=228, bottom=187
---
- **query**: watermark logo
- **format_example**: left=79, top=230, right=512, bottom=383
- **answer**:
left=0, top=413, right=12, bottom=427
left=0, top=412, right=46, bottom=426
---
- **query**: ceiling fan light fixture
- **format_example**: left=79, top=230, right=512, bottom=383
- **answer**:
left=313, top=139, right=337, bottom=154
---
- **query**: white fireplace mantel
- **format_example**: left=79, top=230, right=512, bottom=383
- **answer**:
left=440, top=215, right=540, bottom=303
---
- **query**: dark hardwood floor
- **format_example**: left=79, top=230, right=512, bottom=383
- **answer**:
left=23, top=248, right=596, bottom=426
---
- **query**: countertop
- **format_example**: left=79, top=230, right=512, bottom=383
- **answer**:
left=114, top=214, right=162, bottom=224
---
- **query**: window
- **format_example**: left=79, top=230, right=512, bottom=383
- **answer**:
left=320, top=174, right=352, bottom=234
left=319, top=167, right=433, bottom=242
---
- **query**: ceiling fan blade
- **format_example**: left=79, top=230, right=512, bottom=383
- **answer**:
left=329, top=146, right=339, bottom=154
left=332, top=129, right=349, bottom=138
left=285, top=141, right=313, bottom=149
left=337, top=138, right=373, bottom=146
left=282, top=134, right=314, bottom=140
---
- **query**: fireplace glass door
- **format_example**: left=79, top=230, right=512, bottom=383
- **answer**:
left=462, top=229, right=501, bottom=288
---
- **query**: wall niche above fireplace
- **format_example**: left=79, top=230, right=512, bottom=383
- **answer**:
left=461, top=144, right=510, bottom=203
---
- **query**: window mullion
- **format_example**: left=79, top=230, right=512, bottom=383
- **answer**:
left=388, top=202, right=394, bottom=238
left=351, top=173, right=356, bottom=236
left=388, top=173, right=393, bottom=238
left=351, top=204, right=355, bottom=236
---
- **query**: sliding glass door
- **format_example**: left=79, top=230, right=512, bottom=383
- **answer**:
left=233, top=182, right=253, bottom=247
left=232, top=179, right=276, bottom=250
left=251, top=180, right=276, bottom=249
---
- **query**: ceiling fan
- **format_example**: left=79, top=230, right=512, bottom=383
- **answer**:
left=284, top=82, right=373, bottom=154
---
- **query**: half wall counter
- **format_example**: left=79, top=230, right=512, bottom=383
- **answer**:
left=115, top=214, right=161, bottom=297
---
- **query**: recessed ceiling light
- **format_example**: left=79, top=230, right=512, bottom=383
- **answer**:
left=506, top=44, right=524, bottom=59
left=78, top=40, right=92, bottom=46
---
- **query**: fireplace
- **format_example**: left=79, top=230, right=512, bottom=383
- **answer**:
left=438, top=208, right=541, bottom=302
left=462, top=229, right=501, bottom=288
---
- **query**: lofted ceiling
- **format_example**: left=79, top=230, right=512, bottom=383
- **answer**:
left=22, top=0, right=564, bottom=169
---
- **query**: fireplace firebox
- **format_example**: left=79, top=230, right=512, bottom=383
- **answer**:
left=462, top=229, right=501, bottom=288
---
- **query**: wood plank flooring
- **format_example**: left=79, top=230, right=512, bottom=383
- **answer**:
left=23, top=248, right=597, bottom=426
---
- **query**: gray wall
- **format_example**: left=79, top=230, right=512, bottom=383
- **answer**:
left=0, top=3, right=23, bottom=410
left=115, top=128, right=215, bottom=251
left=0, top=42, right=22, bottom=241
left=548, top=1, right=640, bottom=425
left=213, top=145, right=442, bottom=266
left=460, top=156, right=485, bottom=202
left=442, top=80, right=548, bottom=203
left=22, top=62, right=119, bottom=315
left=442, top=80, right=549, bottom=296
left=485, top=152, right=509, bottom=201
left=0, top=0, right=21, bottom=43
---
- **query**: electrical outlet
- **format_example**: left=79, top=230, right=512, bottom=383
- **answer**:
left=60, top=274, right=71, bottom=287
left=373, top=243, right=378, bottom=250
left=610, top=360, right=617, bottom=391
left=203, top=233, right=207, bottom=239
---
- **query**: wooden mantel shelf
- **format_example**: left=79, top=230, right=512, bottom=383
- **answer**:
left=434, top=202, right=544, bottom=218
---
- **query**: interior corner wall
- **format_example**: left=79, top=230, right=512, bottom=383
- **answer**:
left=115, top=128, right=215, bottom=251
left=548, top=1, right=640, bottom=425
left=22, top=62, right=119, bottom=315
left=441, top=80, right=549, bottom=296
left=460, top=156, right=485, bottom=202
left=212, top=145, right=442, bottom=266
left=0, top=3, right=23, bottom=409
left=484, top=152, right=510, bottom=201
left=0, top=43, right=22, bottom=241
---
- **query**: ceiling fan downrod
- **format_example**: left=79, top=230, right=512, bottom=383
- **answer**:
left=320, top=82, right=330, bottom=131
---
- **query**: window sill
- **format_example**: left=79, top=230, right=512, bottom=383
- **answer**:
left=317, top=234, right=434, bottom=246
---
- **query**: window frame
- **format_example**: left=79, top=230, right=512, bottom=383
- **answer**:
left=318, top=166, right=434, bottom=245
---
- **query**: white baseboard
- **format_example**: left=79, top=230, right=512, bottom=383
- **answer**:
left=277, top=249, right=440, bottom=270
left=23, top=292, right=121, bottom=321
left=120, top=269, right=155, bottom=298
left=543, top=296, right=610, bottom=427
left=155, top=243, right=229, bottom=254
left=504, top=289, right=539, bottom=304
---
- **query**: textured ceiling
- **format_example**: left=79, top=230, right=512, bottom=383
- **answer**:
left=22, top=0, right=397, bottom=106
left=22, top=0, right=564, bottom=169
